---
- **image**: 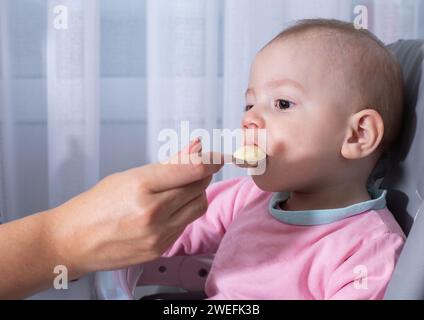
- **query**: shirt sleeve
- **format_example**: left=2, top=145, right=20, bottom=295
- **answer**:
left=325, top=232, right=405, bottom=300
left=162, top=177, right=248, bottom=257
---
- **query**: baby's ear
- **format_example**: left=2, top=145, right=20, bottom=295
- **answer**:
left=341, top=109, right=384, bottom=160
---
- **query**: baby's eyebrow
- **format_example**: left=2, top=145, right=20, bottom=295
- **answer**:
left=266, top=78, right=305, bottom=92
left=245, top=78, right=305, bottom=98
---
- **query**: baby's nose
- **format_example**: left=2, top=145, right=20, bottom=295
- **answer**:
left=244, top=122, right=258, bottom=129
left=242, top=112, right=265, bottom=130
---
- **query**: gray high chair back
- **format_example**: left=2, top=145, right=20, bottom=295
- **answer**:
left=383, top=39, right=424, bottom=300
left=94, top=40, right=424, bottom=300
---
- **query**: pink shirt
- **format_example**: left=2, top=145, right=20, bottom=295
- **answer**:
left=164, top=177, right=405, bottom=300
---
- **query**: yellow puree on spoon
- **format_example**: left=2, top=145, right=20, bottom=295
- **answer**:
left=232, top=145, right=267, bottom=168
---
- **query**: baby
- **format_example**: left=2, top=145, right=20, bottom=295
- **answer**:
left=163, top=19, right=406, bottom=300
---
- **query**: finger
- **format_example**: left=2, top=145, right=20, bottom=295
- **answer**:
left=154, top=175, right=213, bottom=221
left=161, top=137, right=202, bottom=166
left=167, top=192, right=208, bottom=229
left=140, top=152, right=224, bottom=193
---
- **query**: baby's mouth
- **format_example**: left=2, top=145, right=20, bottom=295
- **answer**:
left=232, top=144, right=267, bottom=168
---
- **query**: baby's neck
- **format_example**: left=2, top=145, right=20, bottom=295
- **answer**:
left=282, top=182, right=372, bottom=212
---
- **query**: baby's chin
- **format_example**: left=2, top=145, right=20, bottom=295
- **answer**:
left=251, top=174, right=287, bottom=193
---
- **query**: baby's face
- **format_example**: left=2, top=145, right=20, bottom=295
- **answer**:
left=244, top=36, right=355, bottom=192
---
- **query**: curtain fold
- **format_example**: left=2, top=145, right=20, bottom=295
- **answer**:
left=0, top=0, right=424, bottom=219
left=47, top=0, right=100, bottom=208
left=0, top=0, right=6, bottom=221
left=146, top=0, right=220, bottom=163
left=0, top=0, right=17, bottom=222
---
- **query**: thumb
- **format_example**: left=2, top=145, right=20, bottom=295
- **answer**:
left=166, top=137, right=203, bottom=165
left=138, top=139, right=223, bottom=193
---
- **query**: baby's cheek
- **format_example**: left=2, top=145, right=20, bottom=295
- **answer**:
left=266, top=132, right=303, bottom=158
left=267, top=141, right=285, bottom=157
left=265, top=131, right=287, bottom=156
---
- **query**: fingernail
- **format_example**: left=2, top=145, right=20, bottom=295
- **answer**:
left=189, top=137, right=202, bottom=153
left=191, top=141, right=203, bottom=154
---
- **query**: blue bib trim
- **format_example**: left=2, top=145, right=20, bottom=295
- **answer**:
left=268, top=189, right=387, bottom=226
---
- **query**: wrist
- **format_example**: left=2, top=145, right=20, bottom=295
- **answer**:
left=43, top=206, right=86, bottom=280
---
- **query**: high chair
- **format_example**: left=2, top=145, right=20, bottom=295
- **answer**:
left=382, top=39, right=424, bottom=299
left=94, top=39, right=424, bottom=300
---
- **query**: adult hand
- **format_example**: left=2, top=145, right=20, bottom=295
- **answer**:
left=0, top=139, right=224, bottom=298
left=49, top=139, right=223, bottom=276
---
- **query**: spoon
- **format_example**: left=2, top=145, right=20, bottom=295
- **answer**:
left=231, top=145, right=267, bottom=168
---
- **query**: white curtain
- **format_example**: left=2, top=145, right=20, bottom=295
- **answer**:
left=0, top=0, right=17, bottom=222
left=1, top=0, right=424, bottom=222
left=47, top=0, right=100, bottom=209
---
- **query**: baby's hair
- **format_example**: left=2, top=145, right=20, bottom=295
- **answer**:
left=266, top=19, right=405, bottom=152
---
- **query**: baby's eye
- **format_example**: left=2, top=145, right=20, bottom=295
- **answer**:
left=275, top=99, right=295, bottom=110
left=245, top=105, right=254, bottom=112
